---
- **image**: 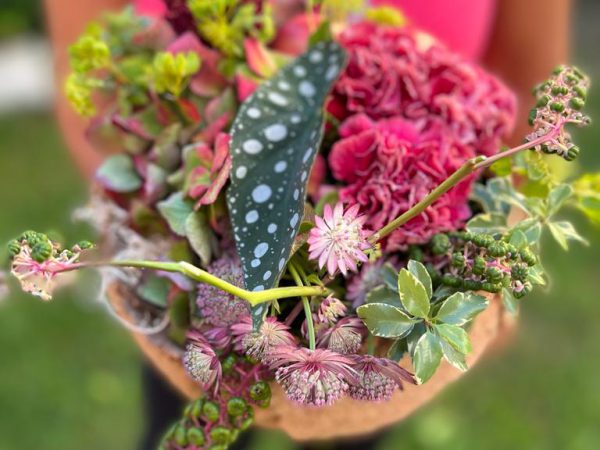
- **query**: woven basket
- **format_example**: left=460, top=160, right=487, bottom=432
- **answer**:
left=107, top=282, right=515, bottom=442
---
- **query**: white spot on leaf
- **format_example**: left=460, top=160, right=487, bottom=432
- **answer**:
left=274, top=161, right=287, bottom=173
left=252, top=184, right=272, bottom=203
left=243, top=139, right=263, bottom=155
left=264, top=124, right=288, bottom=142
left=254, top=243, right=269, bottom=258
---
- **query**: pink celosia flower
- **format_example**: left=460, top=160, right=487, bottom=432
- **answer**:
left=317, top=295, right=347, bottom=324
left=231, top=316, right=296, bottom=361
left=196, top=253, right=249, bottom=327
left=183, top=330, right=222, bottom=392
left=317, top=317, right=367, bottom=354
left=348, top=355, right=416, bottom=402
left=307, top=203, right=370, bottom=277
left=331, top=22, right=516, bottom=156
left=269, top=345, right=357, bottom=406
left=329, top=114, right=475, bottom=250
left=188, top=133, right=233, bottom=208
left=10, top=243, right=83, bottom=301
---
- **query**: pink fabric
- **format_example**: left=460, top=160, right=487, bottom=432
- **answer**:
left=371, top=0, right=496, bottom=61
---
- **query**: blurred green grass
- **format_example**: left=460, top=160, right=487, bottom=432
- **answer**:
left=1, top=24, right=600, bottom=450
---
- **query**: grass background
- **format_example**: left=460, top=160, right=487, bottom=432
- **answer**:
left=0, top=3, right=599, bottom=450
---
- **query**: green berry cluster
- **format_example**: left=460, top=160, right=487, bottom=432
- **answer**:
left=528, top=65, right=590, bottom=161
left=7, top=230, right=93, bottom=263
left=424, top=232, right=538, bottom=299
left=161, top=355, right=271, bottom=450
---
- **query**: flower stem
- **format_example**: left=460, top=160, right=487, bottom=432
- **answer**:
left=370, top=157, right=485, bottom=243
left=85, top=260, right=327, bottom=307
left=289, top=261, right=316, bottom=351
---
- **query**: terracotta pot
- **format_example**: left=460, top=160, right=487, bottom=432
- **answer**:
left=107, top=282, right=516, bottom=442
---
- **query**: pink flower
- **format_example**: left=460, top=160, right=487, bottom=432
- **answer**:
left=269, top=346, right=357, bottom=406
left=232, top=316, right=296, bottom=361
left=331, top=22, right=516, bottom=155
left=329, top=114, right=475, bottom=250
left=196, top=253, right=249, bottom=327
left=348, top=355, right=416, bottom=402
left=317, top=317, right=367, bottom=354
left=317, top=295, right=347, bottom=324
left=183, top=330, right=222, bottom=393
left=187, top=133, right=233, bottom=208
left=307, top=203, right=370, bottom=277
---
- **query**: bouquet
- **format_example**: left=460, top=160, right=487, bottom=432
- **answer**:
left=4, top=1, right=597, bottom=448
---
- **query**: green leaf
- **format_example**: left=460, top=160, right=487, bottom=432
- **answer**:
left=381, top=263, right=399, bottom=292
left=357, top=303, right=417, bottom=339
left=185, top=211, right=213, bottom=266
left=466, top=213, right=508, bottom=234
left=387, top=339, right=407, bottom=362
left=407, top=260, right=432, bottom=299
left=365, top=285, right=402, bottom=307
left=435, top=292, right=489, bottom=326
left=96, top=154, right=142, bottom=193
left=136, top=275, right=170, bottom=308
left=547, top=220, right=588, bottom=250
left=226, top=42, right=346, bottom=328
left=413, top=331, right=443, bottom=384
left=434, top=323, right=472, bottom=354
left=528, top=263, right=547, bottom=286
left=508, top=229, right=528, bottom=250
left=157, top=192, right=193, bottom=236
left=513, top=218, right=543, bottom=245
left=440, top=338, right=468, bottom=372
left=397, top=269, right=430, bottom=318
left=547, top=184, right=574, bottom=217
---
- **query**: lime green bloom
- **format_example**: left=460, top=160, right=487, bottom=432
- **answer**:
left=151, top=52, right=201, bottom=97
left=365, top=6, right=407, bottom=26
left=65, top=74, right=96, bottom=116
left=68, top=35, right=110, bottom=73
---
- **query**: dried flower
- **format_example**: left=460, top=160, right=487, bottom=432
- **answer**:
left=317, top=317, right=366, bottom=354
left=269, top=346, right=357, bottom=406
left=196, top=254, right=250, bottom=327
left=232, top=316, right=296, bottom=360
left=317, top=295, right=347, bottom=324
left=307, top=203, right=370, bottom=276
left=527, top=66, right=591, bottom=161
left=183, top=330, right=222, bottom=392
left=348, top=355, right=415, bottom=401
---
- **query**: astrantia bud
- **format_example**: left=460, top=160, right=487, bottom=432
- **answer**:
left=317, top=295, right=347, bottom=324
left=348, top=355, right=416, bottom=402
left=317, top=317, right=366, bottom=354
left=231, top=316, right=295, bottom=361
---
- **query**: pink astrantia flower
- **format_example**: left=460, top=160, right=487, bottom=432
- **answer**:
left=307, top=203, right=370, bottom=277
left=269, top=345, right=358, bottom=406
left=231, top=316, right=296, bottom=361
left=10, top=243, right=83, bottom=301
left=187, top=133, right=233, bottom=208
left=348, top=355, right=416, bottom=402
left=317, top=295, right=347, bottom=324
left=183, top=330, right=222, bottom=393
left=196, top=253, right=249, bottom=327
left=317, top=316, right=367, bottom=354
left=329, top=114, right=475, bottom=250
left=332, top=22, right=516, bottom=156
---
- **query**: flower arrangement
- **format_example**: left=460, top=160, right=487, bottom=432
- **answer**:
left=3, top=1, right=598, bottom=449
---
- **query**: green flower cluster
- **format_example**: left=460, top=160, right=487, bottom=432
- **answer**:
left=160, top=378, right=271, bottom=450
left=425, top=232, right=538, bottom=299
left=151, top=51, right=201, bottom=97
left=7, top=230, right=93, bottom=263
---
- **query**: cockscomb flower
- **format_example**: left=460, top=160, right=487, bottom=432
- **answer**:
left=196, top=253, right=250, bottom=327
left=183, top=330, right=222, bottom=392
left=317, top=295, right=347, bottom=324
left=527, top=66, right=590, bottom=161
left=269, top=346, right=357, bottom=407
left=307, top=203, right=370, bottom=277
left=348, top=355, right=416, bottom=402
left=8, top=232, right=89, bottom=301
left=231, top=316, right=296, bottom=361
left=317, top=316, right=367, bottom=354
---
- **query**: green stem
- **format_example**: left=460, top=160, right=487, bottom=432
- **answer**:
left=370, top=157, right=485, bottom=243
left=101, top=260, right=327, bottom=307
left=289, top=261, right=316, bottom=350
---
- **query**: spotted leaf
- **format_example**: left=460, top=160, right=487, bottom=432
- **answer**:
left=226, top=42, right=346, bottom=327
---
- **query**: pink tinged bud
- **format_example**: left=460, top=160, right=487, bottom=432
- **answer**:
left=183, top=330, right=222, bottom=392
left=244, top=38, right=278, bottom=79
left=134, top=0, right=167, bottom=18
left=235, top=73, right=259, bottom=102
